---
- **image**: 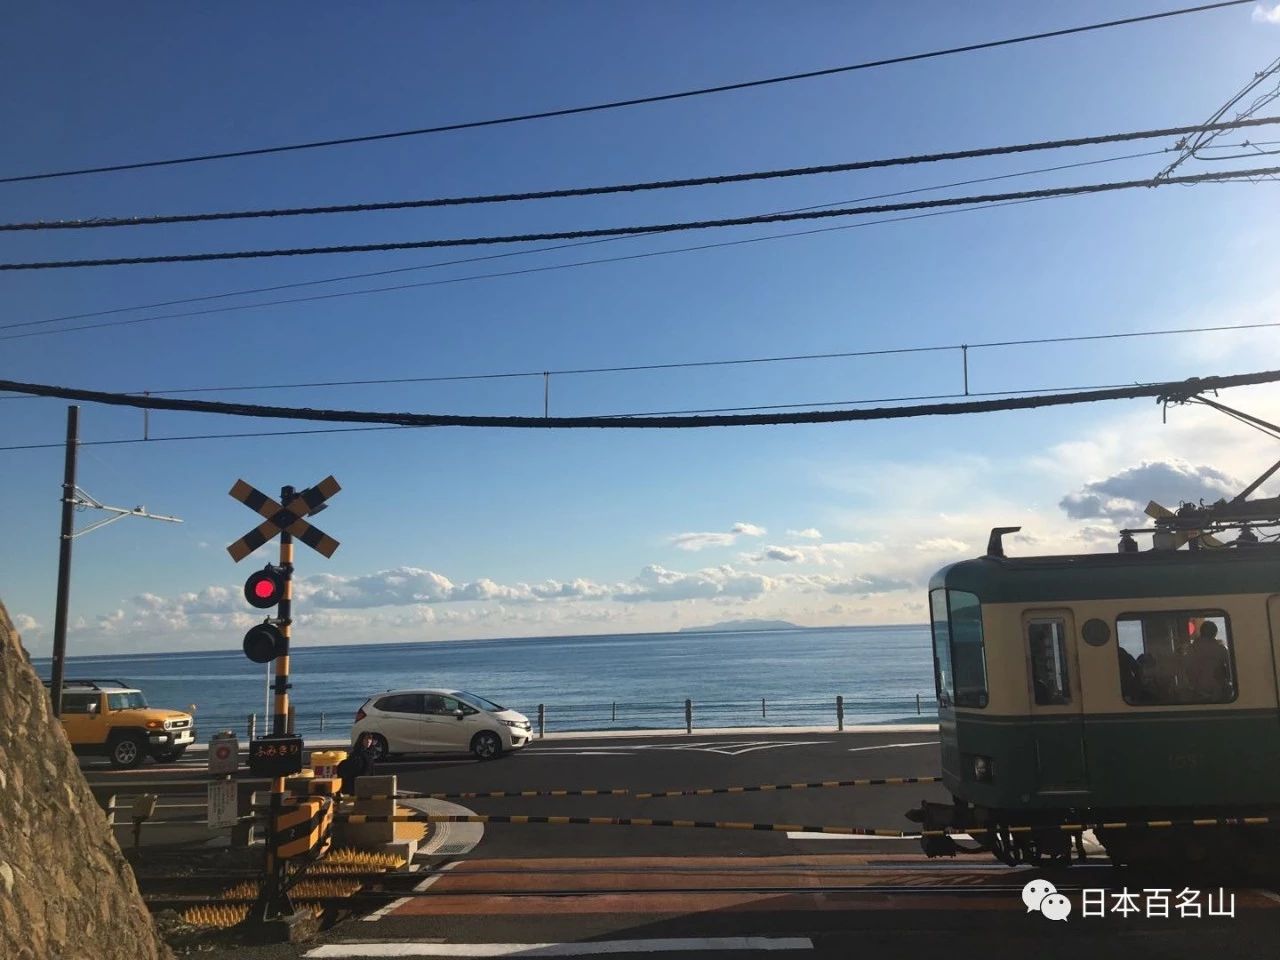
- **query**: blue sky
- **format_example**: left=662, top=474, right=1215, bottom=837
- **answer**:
left=3, top=2, right=1280, bottom=656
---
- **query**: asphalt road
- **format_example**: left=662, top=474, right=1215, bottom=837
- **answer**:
left=87, top=730, right=1280, bottom=959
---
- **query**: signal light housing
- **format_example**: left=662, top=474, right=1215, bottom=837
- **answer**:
left=244, top=565, right=287, bottom=609
left=243, top=622, right=286, bottom=664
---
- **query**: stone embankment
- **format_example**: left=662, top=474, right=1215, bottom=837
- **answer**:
left=0, top=599, right=172, bottom=960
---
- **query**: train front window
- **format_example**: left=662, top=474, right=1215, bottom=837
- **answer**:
left=929, top=589, right=954, bottom=708
left=1027, top=619, right=1070, bottom=705
left=1116, top=610, right=1236, bottom=705
left=948, top=591, right=989, bottom=708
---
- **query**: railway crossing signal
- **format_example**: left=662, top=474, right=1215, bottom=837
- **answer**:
left=227, top=475, right=341, bottom=924
left=244, top=564, right=287, bottom=607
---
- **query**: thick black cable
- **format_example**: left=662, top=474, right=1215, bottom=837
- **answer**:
left=0, top=370, right=1274, bottom=430
left=0, top=201, right=1047, bottom=341
left=5, top=164, right=1278, bottom=272
left=4, top=145, right=1175, bottom=332
left=6, top=117, right=1276, bottom=232
left=6, top=152, right=1161, bottom=336
left=0, top=0, right=1254, bottom=186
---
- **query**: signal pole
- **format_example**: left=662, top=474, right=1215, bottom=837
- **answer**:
left=261, top=485, right=296, bottom=918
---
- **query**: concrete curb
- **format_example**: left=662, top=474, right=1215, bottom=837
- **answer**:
left=402, top=797, right=483, bottom=858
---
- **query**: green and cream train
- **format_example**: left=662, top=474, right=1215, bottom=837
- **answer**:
left=912, top=514, right=1280, bottom=869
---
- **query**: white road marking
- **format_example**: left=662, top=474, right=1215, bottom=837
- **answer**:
left=362, top=862, right=459, bottom=922
left=846, top=741, right=938, bottom=752
left=530, top=740, right=831, bottom=757
left=307, top=938, right=814, bottom=957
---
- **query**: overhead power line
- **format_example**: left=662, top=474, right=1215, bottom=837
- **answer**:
left=0, top=370, right=1275, bottom=429
left=0, top=0, right=1254, bottom=186
left=1157, top=56, right=1280, bottom=179
left=4, top=163, right=1278, bottom=272
left=6, top=117, right=1277, bottom=233
left=4, top=318, right=1276, bottom=399
left=2, top=145, right=1176, bottom=338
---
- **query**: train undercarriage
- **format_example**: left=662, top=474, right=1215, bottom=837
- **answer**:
left=907, top=797, right=1280, bottom=875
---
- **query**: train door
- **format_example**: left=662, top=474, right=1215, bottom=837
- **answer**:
left=1023, top=610, right=1089, bottom=795
left=1268, top=596, right=1280, bottom=714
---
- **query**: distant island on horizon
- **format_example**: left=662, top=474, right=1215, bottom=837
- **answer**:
left=678, top=618, right=801, bottom=633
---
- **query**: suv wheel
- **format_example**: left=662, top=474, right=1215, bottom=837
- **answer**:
left=471, top=731, right=502, bottom=761
left=152, top=746, right=187, bottom=764
left=108, top=735, right=146, bottom=769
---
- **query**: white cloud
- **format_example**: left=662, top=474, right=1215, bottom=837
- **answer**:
left=1253, top=3, right=1280, bottom=24
left=616, top=564, right=778, bottom=602
left=787, top=528, right=823, bottom=540
left=819, top=574, right=915, bottom=596
left=12, top=613, right=40, bottom=635
left=669, top=521, right=766, bottom=551
left=1059, top=459, right=1242, bottom=527
left=916, top=537, right=968, bottom=553
left=669, top=531, right=737, bottom=551
left=755, top=545, right=805, bottom=562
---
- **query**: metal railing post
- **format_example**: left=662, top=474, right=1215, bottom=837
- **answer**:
left=836, top=695, right=844, bottom=732
left=320, top=712, right=326, bottom=732
left=916, top=694, right=921, bottom=716
left=538, top=704, right=545, bottom=739
left=247, top=713, right=256, bottom=741
left=612, top=702, right=616, bottom=722
left=684, top=699, right=692, bottom=734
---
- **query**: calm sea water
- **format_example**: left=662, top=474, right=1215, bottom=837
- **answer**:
left=33, top=625, right=937, bottom=738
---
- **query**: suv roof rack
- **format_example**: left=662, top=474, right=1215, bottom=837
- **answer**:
left=40, top=678, right=135, bottom=691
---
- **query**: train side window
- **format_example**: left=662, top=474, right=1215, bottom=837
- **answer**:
left=929, top=589, right=954, bottom=708
left=1116, top=610, right=1236, bottom=706
left=1027, top=619, right=1070, bottom=705
left=948, top=590, right=988, bottom=708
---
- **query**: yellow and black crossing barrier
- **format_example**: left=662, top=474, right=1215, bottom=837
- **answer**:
left=386, top=775, right=942, bottom=802
left=336, top=812, right=1275, bottom=837
left=634, top=775, right=943, bottom=799
left=392, top=788, right=631, bottom=801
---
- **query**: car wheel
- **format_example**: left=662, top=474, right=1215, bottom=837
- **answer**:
left=108, top=735, right=146, bottom=769
left=471, top=731, right=502, bottom=761
left=366, top=733, right=390, bottom=761
left=151, top=746, right=186, bottom=764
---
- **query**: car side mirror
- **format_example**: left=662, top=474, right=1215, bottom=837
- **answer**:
left=454, top=709, right=465, bottom=719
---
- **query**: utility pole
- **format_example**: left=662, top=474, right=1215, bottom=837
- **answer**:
left=49, top=406, right=79, bottom=719
left=47, top=405, right=183, bottom=717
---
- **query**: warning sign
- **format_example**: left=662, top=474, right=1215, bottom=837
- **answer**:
left=207, top=733, right=239, bottom=775
left=207, top=780, right=238, bottom=829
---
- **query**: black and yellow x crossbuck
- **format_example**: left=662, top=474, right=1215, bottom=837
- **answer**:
left=227, top=476, right=341, bottom=562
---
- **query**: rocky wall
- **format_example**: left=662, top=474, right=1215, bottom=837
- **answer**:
left=0, top=599, right=172, bottom=960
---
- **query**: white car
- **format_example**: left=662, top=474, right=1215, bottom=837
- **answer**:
left=351, top=689, right=532, bottom=761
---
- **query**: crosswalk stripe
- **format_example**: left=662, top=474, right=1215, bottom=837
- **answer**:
left=307, top=938, right=814, bottom=957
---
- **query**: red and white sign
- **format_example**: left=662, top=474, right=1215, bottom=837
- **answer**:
left=207, top=733, right=239, bottom=776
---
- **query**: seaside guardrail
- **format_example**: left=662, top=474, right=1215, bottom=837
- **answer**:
left=186, top=694, right=938, bottom=742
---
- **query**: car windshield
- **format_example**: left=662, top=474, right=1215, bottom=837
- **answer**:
left=453, top=691, right=505, bottom=712
left=107, top=692, right=148, bottom=710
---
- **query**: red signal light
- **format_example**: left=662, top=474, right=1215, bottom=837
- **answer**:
left=243, top=565, right=286, bottom=609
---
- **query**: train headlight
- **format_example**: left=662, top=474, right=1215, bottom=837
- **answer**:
left=971, top=755, right=994, bottom=783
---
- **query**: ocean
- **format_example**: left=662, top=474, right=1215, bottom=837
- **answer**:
left=33, top=625, right=937, bottom=739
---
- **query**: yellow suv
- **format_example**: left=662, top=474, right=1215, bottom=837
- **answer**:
left=49, top=679, right=196, bottom=769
